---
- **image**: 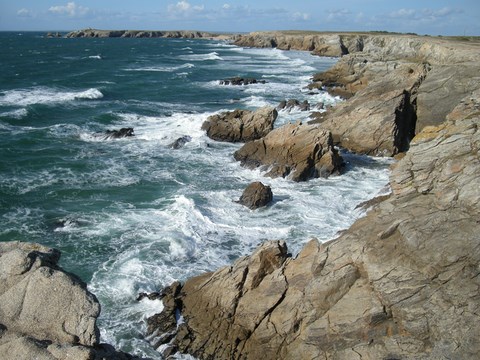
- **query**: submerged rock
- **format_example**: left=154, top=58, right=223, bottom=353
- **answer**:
left=202, top=106, right=277, bottom=143
left=103, top=127, right=135, bottom=140
left=219, top=77, right=266, bottom=86
left=237, top=182, right=273, bottom=209
left=169, top=135, right=192, bottom=149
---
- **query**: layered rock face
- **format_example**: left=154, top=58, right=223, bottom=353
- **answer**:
left=202, top=106, right=277, bottom=143
left=233, top=122, right=343, bottom=181
left=148, top=91, right=480, bottom=359
left=0, top=242, right=137, bottom=360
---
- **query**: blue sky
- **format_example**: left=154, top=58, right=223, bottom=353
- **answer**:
left=1, top=0, right=479, bottom=35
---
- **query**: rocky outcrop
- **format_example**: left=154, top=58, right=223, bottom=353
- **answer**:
left=202, top=107, right=277, bottom=143
left=219, top=77, right=266, bottom=86
left=103, top=127, right=135, bottom=140
left=0, top=242, right=139, bottom=360
left=277, top=99, right=311, bottom=112
left=147, top=90, right=480, bottom=359
left=65, top=29, right=222, bottom=39
left=236, top=31, right=480, bottom=153
left=237, top=182, right=273, bottom=209
left=233, top=121, right=343, bottom=181
left=313, top=58, right=429, bottom=156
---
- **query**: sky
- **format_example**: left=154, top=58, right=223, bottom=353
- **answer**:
left=1, top=0, right=479, bottom=36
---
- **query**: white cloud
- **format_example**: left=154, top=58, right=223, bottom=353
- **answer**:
left=168, top=1, right=205, bottom=16
left=49, top=2, right=90, bottom=17
left=292, top=12, right=310, bottom=21
left=222, top=4, right=231, bottom=10
left=17, top=8, right=33, bottom=18
left=327, top=8, right=351, bottom=21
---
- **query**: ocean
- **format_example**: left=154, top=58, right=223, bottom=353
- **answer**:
left=0, top=32, right=392, bottom=358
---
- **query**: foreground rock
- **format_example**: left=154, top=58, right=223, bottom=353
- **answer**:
left=147, top=91, right=480, bottom=359
left=0, top=242, right=139, bottom=359
left=202, top=106, right=277, bottom=142
left=233, top=122, right=343, bottom=181
left=237, top=182, right=273, bottom=209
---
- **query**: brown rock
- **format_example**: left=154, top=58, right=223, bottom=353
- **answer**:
left=237, top=182, right=273, bottom=209
left=234, top=122, right=343, bottom=181
left=202, top=106, right=277, bottom=142
left=146, top=91, right=480, bottom=359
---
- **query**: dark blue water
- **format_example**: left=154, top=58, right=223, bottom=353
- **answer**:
left=0, top=32, right=391, bottom=358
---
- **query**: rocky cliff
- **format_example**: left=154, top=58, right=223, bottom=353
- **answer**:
left=65, top=29, right=224, bottom=39
left=145, top=32, right=480, bottom=359
left=235, top=31, right=480, bottom=156
left=148, top=89, right=480, bottom=360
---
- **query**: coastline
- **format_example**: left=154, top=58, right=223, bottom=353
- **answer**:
left=2, top=30, right=480, bottom=359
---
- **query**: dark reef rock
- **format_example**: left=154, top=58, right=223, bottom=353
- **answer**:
left=237, top=182, right=273, bottom=209
left=219, top=77, right=266, bottom=86
left=169, top=135, right=192, bottom=149
left=103, top=127, right=135, bottom=140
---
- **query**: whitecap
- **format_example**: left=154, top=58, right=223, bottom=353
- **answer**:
left=180, top=52, right=223, bottom=61
left=0, top=87, right=103, bottom=106
left=0, top=108, right=28, bottom=119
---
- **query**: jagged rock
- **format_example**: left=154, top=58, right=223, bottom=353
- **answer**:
left=0, top=242, right=141, bottom=359
left=146, top=91, right=480, bottom=359
left=103, top=127, right=134, bottom=140
left=233, top=122, right=343, bottom=181
left=313, top=57, right=429, bottom=156
left=277, top=99, right=310, bottom=111
left=219, top=77, right=266, bottom=86
left=202, top=106, right=277, bottom=143
left=237, top=182, right=273, bottom=209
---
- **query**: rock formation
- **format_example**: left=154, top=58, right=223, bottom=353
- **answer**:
left=237, top=182, right=273, bottom=209
left=65, top=29, right=222, bottom=39
left=147, top=89, right=480, bottom=360
left=0, top=242, right=139, bottom=360
left=219, top=77, right=266, bottom=86
left=233, top=122, right=343, bottom=181
left=202, top=106, right=277, bottom=143
left=236, top=31, right=480, bottom=155
left=103, top=127, right=135, bottom=140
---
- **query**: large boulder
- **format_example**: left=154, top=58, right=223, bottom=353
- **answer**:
left=233, top=122, right=343, bottom=181
left=0, top=242, right=139, bottom=359
left=202, top=106, right=277, bottom=142
left=146, top=91, right=480, bottom=359
left=237, top=182, right=273, bottom=209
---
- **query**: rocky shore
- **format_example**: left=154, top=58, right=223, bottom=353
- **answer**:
left=64, top=28, right=228, bottom=39
left=144, top=32, right=480, bottom=359
left=7, top=30, right=479, bottom=359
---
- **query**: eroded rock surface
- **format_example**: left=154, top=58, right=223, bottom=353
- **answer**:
left=233, top=122, right=343, bottom=181
left=0, top=242, right=139, bottom=360
left=202, top=106, right=277, bottom=143
left=147, top=91, right=480, bottom=359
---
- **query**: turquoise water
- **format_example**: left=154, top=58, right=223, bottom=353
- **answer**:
left=0, top=32, right=391, bottom=358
